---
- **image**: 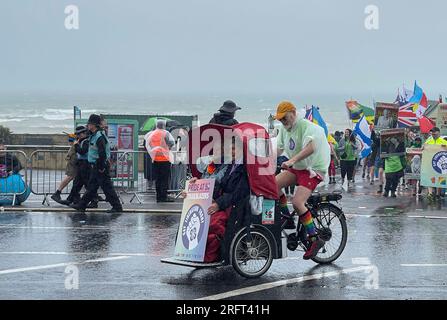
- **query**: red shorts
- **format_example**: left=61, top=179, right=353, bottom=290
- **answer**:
left=287, top=168, right=323, bottom=191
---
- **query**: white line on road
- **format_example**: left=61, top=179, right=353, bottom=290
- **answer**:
left=0, top=256, right=131, bottom=275
left=0, top=251, right=149, bottom=257
left=196, top=266, right=373, bottom=300
left=401, top=264, right=447, bottom=267
left=0, top=225, right=111, bottom=230
left=407, top=216, right=447, bottom=220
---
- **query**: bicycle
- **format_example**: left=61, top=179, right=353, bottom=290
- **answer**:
left=280, top=191, right=348, bottom=264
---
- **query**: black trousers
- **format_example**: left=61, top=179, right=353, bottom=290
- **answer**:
left=67, top=160, right=91, bottom=204
left=79, top=165, right=122, bottom=209
left=385, top=171, right=404, bottom=193
left=340, top=160, right=356, bottom=181
left=153, top=161, right=171, bottom=200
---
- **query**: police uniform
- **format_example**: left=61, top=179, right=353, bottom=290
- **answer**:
left=65, top=135, right=93, bottom=205
left=71, top=115, right=123, bottom=213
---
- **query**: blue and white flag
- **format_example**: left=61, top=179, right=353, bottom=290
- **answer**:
left=354, top=115, right=372, bottom=159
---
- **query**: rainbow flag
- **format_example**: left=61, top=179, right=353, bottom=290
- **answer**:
left=345, top=101, right=375, bottom=124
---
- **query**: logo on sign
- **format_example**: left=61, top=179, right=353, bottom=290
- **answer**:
left=182, top=204, right=206, bottom=250
left=432, top=151, right=447, bottom=175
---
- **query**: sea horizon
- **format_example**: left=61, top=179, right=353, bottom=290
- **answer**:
left=0, top=90, right=419, bottom=134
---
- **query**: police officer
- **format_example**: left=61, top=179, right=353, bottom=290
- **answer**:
left=71, top=114, right=123, bottom=213
left=59, top=125, right=98, bottom=207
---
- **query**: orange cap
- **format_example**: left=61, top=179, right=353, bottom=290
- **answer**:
left=274, top=101, right=296, bottom=120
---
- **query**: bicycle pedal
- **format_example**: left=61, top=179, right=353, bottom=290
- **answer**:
left=286, top=234, right=299, bottom=251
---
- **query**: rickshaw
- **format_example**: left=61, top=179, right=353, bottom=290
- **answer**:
left=161, top=123, right=347, bottom=278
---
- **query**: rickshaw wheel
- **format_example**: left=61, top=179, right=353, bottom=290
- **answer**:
left=231, top=228, right=273, bottom=279
left=311, top=203, right=348, bottom=264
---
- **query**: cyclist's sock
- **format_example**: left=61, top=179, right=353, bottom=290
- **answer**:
left=300, top=211, right=317, bottom=239
left=279, top=194, right=290, bottom=215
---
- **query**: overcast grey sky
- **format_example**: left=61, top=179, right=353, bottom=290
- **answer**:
left=1, top=0, right=446, bottom=97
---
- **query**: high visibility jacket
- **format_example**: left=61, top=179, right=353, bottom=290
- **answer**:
left=146, top=129, right=172, bottom=162
left=425, top=136, right=447, bottom=146
left=88, top=131, right=111, bottom=164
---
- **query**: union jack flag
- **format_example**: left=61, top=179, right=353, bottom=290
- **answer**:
left=395, top=87, right=418, bottom=128
left=397, top=103, right=418, bottom=128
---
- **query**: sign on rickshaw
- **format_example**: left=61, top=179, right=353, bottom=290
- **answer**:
left=421, top=145, right=447, bottom=188
left=404, top=148, right=423, bottom=180
left=174, top=179, right=215, bottom=262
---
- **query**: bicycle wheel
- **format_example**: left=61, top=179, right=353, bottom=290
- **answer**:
left=231, top=228, right=273, bottom=278
left=311, top=203, right=348, bottom=264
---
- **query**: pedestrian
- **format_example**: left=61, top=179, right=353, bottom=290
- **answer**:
left=0, top=144, right=23, bottom=177
left=209, top=100, right=241, bottom=125
left=375, top=154, right=386, bottom=194
left=328, top=140, right=338, bottom=184
left=368, top=130, right=379, bottom=185
left=51, top=133, right=78, bottom=204
left=383, top=155, right=405, bottom=198
left=145, top=119, right=176, bottom=202
left=362, top=155, right=370, bottom=180
left=58, top=126, right=98, bottom=208
left=337, top=129, right=358, bottom=188
left=71, top=114, right=123, bottom=213
left=406, top=136, right=423, bottom=196
left=410, top=136, right=423, bottom=148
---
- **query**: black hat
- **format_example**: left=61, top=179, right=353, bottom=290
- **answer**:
left=430, top=127, right=440, bottom=133
left=75, top=125, right=88, bottom=135
left=219, top=100, right=241, bottom=113
left=87, top=114, right=101, bottom=127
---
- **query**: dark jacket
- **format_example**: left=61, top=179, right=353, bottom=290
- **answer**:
left=214, top=164, right=250, bottom=211
left=96, top=135, right=108, bottom=171
left=75, top=137, right=89, bottom=159
left=0, top=154, right=23, bottom=174
left=209, top=111, right=239, bottom=126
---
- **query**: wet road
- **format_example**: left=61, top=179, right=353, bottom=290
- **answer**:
left=0, top=184, right=447, bottom=299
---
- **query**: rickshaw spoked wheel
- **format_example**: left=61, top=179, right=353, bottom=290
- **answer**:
left=231, top=228, right=274, bottom=279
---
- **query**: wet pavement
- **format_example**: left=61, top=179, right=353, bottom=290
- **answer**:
left=0, top=177, right=446, bottom=300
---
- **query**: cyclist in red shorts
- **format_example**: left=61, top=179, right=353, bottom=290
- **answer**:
left=274, top=101, right=331, bottom=260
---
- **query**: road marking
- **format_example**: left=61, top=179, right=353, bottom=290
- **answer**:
left=407, top=216, right=447, bottom=220
left=0, top=251, right=149, bottom=257
left=196, top=266, right=373, bottom=300
left=0, top=256, right=130, bottom=275
left=0, top=225, right=111, bottom=230
left=401, top=264, right=447, bottom=267
left=345, top=214, right=373, bottom=218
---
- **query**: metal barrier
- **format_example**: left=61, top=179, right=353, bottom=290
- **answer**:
left=1, top=148, right=189, bottom=206
left=28, top=150, right=126, bottom=206
left=0, top=150, right=29, bottom=205
left=120, top=150, right=190, bottom=204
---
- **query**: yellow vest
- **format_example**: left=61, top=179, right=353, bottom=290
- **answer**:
left=425, top=137, right=447, bottom=146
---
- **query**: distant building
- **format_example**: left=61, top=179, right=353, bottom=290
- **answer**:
left=424, top=97, right=443, bottom=122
